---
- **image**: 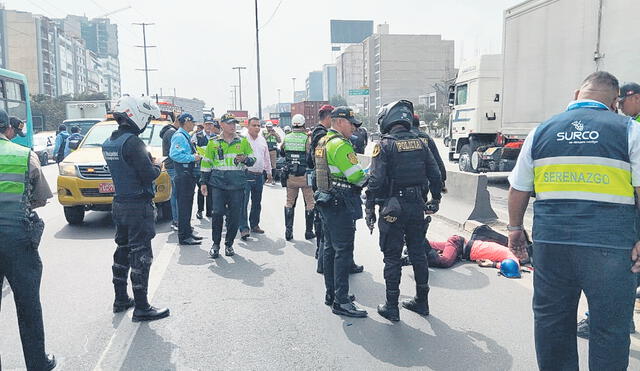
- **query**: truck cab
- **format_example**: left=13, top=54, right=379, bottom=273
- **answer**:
left=448, top=54, right=504, bottom=172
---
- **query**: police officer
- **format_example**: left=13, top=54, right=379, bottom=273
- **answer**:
left=0, top=112, right=56, bottom=370
left=170, top=113, right=203, bottom=245
left=365, top=100, right=442, bottom=322
left=200, top=113, right=255, bottom=258
left=412, top=114, right=446, bottom=188
left=264, top=121, right=281, bottom=183
left=618, top=82, right=640, bottom=122
left=282, top=114, right=315, bottom=241
left=314, top=106, right=367, bottom=317
left=102, top=96, right=170, bottom=322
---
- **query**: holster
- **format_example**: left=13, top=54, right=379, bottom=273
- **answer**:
left=281, top=167, right=289, bottom=187
left=27, top=211, right=45, bottom=249
left=314, top=190, right=334, bottom=205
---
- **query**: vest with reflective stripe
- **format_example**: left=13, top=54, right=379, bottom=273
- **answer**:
left=0, top=139, right=30, bottom=225
left=531, top=103, right=636, bottom=248
left=283, top=131, right=309, bottom=174
left=103, top=133, right=155, bottom=200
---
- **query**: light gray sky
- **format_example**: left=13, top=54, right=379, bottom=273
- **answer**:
left=9, top=0, right=522, bottom=116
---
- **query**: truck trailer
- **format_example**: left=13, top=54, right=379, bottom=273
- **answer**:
left=449, top=0, right=640, bottom=173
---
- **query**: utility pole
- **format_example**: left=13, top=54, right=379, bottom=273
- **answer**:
left=133, top=23, right=156, bottom=96
left=232, top=66, right=247, bottom=110
left=231, top=85, right=239, bottom=110
left=292, top=77, right=296, bottom=101
left=277, top=88, right=281, bottom=105
left=254, top=0, right=263, bottom=120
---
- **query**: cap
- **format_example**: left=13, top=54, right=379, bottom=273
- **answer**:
left=318, top=104, right=335, bottom=114
left=331, top=106, right=361, bottom=127
left=620, top=83, right=640, bottom=99
left=265, top=121, right=274, bottom=128
left=221, top=113, right=239, bottom=124
left=178, top=113, right=194, bottom=123
left=10, top=117, right=25, bottom=137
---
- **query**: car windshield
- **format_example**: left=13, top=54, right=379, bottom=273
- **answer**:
left=64, top=120, right=101, bottom=135
left=80, top=122, right=162, bottom=148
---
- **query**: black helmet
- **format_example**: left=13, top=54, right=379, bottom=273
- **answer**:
left=377, top=100, right=414, bottom=134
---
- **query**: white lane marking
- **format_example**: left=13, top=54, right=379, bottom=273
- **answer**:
left=93, top=239, right=177, bottom=371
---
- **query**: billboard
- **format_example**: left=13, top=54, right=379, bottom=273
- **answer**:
left=330, top=20, right=373, bottom=44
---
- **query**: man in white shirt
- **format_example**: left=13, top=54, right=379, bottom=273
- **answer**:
left=239, top=117, right=272, bottom=239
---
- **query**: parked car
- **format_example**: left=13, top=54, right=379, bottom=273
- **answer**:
left=32, top=131, right=56, bottom=165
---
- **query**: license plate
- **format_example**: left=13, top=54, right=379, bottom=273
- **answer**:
left=484, top=147, right=498, bottom=156
left=99, top=183, right=115, bottom=193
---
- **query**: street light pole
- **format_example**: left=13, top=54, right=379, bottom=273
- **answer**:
left=292, top=77, right=296, bottom=101
left=133, top=22, right=157, bottom=96
left=254, top=0, right=263, bottom=120
left=232, top=66, right=247, bottom=110
left=277, top=88, right=281, bottom=105
left=231, top=85, right=239, bottom=110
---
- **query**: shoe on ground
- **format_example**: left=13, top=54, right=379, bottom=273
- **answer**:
left=305, top=231, right=316, bottom=240
left=331, top=301, right=367, bottom=318
left=190, top=234, right=203, bottom=241
left=402, top=298, right=429, bottom=316
left=45, top=353, right=56, bottom=370
left=285, top=230, right=293, bottom=241
left=170, top=222, right=179, bottom=231
left=179, top=237, right=201, bottom=245
left=205, top=212, right=212, bottom=218
left=350, top=264, right=364, bottom=274
left=240, top=230, right=250, bottom=241
left=576, top=317, right=590, bottom=339
left=196, top=211, right=203, bottom=219
left=209, top=244, right=220, bottom=259
left=378, top=303, right=400, bottom=322
left=113, top=297, right=135, bottom=313
left=225, top=245, right=235, bottom=256
left=132, top=306, right=170, bottom=322
left=251, top=226, right=265, bottom=234
left=325, top=293, right=356, bottom=306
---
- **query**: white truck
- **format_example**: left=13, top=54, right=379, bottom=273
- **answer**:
left=64, top=100, right=114, bottom=134
left=449, top=0, right=640, bottom=173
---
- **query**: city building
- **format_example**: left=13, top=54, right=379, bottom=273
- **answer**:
left=0, top=8, right=121, bottom=98
left=335, top=44, right=365, bottom=109
left=322, top=64, right=337, bottom=101
left=157, top=96, right=205, bottom=121
left=363, top=25, right=455, bottom=123
left=305, top=71, right=323, bottom=101
left=294, top=90, right=306, bottom=103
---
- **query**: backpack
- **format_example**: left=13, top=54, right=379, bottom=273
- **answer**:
left=67, top=133, right=83, bottom=151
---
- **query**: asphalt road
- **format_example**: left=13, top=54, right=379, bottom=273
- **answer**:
left=1, top=162, right=639, bottom=370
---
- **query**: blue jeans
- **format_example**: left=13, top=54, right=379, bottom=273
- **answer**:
left=533, top=243, right=635, bottom=371
left=239, top=172, right=264, bottom=232
left=166, top=168, right=178, bottom=223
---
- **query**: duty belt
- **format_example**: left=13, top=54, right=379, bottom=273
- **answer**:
left=391, top=186, right=423, bottom=199
left=331, top=180, right=356, bottom=191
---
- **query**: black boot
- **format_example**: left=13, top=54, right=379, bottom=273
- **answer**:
left=304, top=210, right=316, bottom=240
left=402, top=284, right=430, bottom=316
left=378, top=289, right=400, bottom=322
left=284, top=207, right=294, bottom=241
left=113, top=296, right=135, bottom=313
left=132, top=306, right=171, bottom=322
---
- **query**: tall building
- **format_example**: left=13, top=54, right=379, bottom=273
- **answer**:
left=322, top=64, right=337, bottom=101
left=305, top=71, right=323, bottom=101
left=0, top=8, right=121, bottom=98
left=363, top=27, right=454, bottom=123
left=294, top=90, right=306, bottom=103
left=336, top=44, right=365, bottom=109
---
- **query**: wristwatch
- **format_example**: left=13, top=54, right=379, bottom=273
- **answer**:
left=507, top=225, right=524, bottom=231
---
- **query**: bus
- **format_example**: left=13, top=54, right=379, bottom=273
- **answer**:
left=0, top=68, right=33, bottom=148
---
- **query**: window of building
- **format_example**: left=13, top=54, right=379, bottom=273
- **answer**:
left=455, top=84, right=468, bottom=105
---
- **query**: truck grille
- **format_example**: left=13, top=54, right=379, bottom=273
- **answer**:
left=80, top=188, right=114, bottom=197
left=78, top=165, right=111, bottom=179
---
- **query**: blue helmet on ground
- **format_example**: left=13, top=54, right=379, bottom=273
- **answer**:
left=499, top=259, right=521, bottom=278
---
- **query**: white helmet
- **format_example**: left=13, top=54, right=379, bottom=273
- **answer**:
left=113, top=95, right=161, bottom=133
left=291, top=114, right=305, bottom=127
left=284, top=125, right=292, bottom=133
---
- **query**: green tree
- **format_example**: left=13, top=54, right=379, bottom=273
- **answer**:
left=329, top=95, right=347, bottom=107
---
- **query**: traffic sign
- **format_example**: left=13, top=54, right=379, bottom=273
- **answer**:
left=348, top=89, right=369, bottom=96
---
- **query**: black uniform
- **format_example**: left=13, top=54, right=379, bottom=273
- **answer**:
left=103, top=126, right=160, bottom=311
left=411, top=128, right=446, bottom=186
left=367, top=125, right=442, bottom=317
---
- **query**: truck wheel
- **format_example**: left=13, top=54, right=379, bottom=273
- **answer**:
left=40, top=152, right=48, bottom=166
left=64, top=206, right=85, bottom=225
left=458, top=145, right=478, bottom=173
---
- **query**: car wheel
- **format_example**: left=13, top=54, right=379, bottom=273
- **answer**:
left=458, top=144, right=478, bottom=173
left=64, top=206, right=85, bottom=225
left=40, top=152, right=48, bottom=166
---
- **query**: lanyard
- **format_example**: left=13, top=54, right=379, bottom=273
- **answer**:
left=180, top=131, right=195, bottom=154
left=566, top=101, right=609, bottom=111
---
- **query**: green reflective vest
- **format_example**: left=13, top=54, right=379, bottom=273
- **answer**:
left=200, top=135, right=254, bottom=190
left=0, top=139, right=30, bottom=222
left=265, top=133, right=279, bottom=151
left=314, top=130, right=366, bottom=191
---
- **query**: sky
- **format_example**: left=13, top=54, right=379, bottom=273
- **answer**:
left=8, top=0, right=523, bottom=117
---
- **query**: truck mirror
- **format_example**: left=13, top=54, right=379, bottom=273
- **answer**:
left=448, top=92, right=455, bottom=106
left=494, top=94, right=500, bottom=102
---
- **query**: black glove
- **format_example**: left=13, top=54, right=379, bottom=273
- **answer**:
left=365, top=208, right=376, bottom=234
left=424, top=199, right=440, bottom=214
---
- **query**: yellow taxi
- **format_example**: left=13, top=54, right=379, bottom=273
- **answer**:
left=57, top=119, right=172, bottom=224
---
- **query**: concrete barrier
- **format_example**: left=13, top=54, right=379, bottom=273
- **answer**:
left=439, top=170, right=498, bottom=225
